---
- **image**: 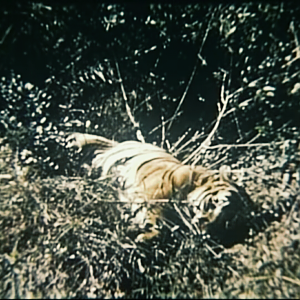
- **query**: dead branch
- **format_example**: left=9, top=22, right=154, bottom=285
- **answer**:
left=173, top=130, right=204, bottom=157
left=183, top=70, right=229, bottom=166
left=282, top=21, right=300, bottom=68
left=282, top=276, right=300, bottom=287
left=175, top=75, right=265, bottom=161
left=170, top=127, right=192, bottom=153
left=76, top=198, right=190, bottom=204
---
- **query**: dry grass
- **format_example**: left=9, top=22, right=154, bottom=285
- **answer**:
left=0, top=136, right=300, bottom=299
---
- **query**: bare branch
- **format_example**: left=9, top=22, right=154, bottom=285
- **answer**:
left=175, top=76, right=265, bottom=158
left=282, top=276, right=300, bottom=287
left=183, top=70, right=229, bottom=166
left=290, top=21, right=300, bottom=57
left=173, top=130, right=204, bottom=157
left=170, top=127, right=192, bottom=153
left=282, top=21, right=300, bottom=68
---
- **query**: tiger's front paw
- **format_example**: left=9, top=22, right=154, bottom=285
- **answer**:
left=65, top=133, right=86, bottom=152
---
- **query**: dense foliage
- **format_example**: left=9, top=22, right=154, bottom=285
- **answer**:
left=1, top=1, right=300, bottom=298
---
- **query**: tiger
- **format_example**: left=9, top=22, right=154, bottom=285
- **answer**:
left=66, top=132, right=256, bottom=246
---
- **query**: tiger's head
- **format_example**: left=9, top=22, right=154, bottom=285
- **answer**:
left=187, top=165, right=256, bottom=247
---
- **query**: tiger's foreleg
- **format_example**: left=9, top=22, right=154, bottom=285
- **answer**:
left=135, top=205, right=163, bottom=242
left=66, top=133, right=117, bottom=151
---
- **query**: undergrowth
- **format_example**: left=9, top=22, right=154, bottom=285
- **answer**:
left=0, top=133, right=300, bottom=299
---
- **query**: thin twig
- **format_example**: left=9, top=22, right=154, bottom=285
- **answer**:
left=282, top=69, right=300, bottom=84
left=205, top=140, right=283, bottom=150
left=0, top=25, right=12, bottom=45
left=161, top=116, right=166, bottom=148
left=219, top=76, right=264, bottom=119
left=282, top=21, right=300, bottom=68
left=207, top=156, right=228, bottom=169
left=148, top=111, right=183, bottom=135
left=246, top=275, right=273, bottom=282
left=205, top=243, right=222, bottom=259
left=245, top=133, right=262, bottom=144
left=167, top=62, right=199, bottom=132
left=167, top=9, right=215, bottom=132
left=115, top=61, right=145, bottom=143
left=227, top=265, right=241, bottom=278
left=73, top=198, right=191, bottom=204
left=173, top=131, right=204, bottom=157
left=226, top=77, right=264, bottom=102
left=170, top=127, right=192, bottom=153
left=173, top=203, right=197, bottom=234
left=183, top=70, right=229, bottom=166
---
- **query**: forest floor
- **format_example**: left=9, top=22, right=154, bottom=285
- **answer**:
left=0, top=135, right=300, bottom=299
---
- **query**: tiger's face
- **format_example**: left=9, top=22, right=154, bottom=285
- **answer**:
left=186, top=168, right=255, bottom=246
left=188, top=166, right=251, bottom=224
left=67, top=133, right=254, bottom=246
